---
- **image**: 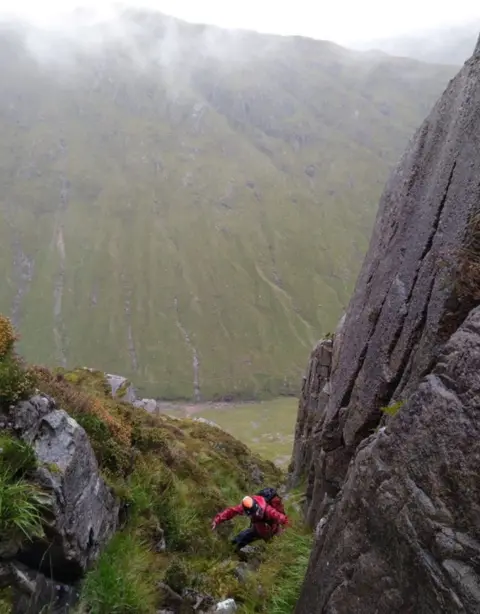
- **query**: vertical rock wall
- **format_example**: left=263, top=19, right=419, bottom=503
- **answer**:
left=291, top=34, right=480, bottom=614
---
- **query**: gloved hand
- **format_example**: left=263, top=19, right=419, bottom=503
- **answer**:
left=211, top=519, right=218, bottom=531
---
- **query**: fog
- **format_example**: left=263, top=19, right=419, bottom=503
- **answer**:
left=1, top=0, right=479, bottom=47
left=0, top=0, right=478, bottom=79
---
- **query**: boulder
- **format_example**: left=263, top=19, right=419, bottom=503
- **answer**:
left=213, top=598, right=237, bottom=613
left=10, top=394, right=119, bottom=582
left=133, top=398, right=159, bottom=413
left=294, top=305, right=480, bottom=614
left=105, top=373, right=136, bottom=403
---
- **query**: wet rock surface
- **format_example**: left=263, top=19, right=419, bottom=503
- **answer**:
left=295, top=305, right=480, bottom=614
left=292, top=39, right=480, bottom=614
left=290, top=39, right=480, bottom=528
left=10, top=394, right=119, bottom=581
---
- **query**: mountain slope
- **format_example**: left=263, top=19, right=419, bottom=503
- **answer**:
left=0, top=10, right=458, bottom=400
left=352, top=23, right=480, bottom=66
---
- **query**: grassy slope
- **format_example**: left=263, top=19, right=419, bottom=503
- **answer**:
left=167, top=397, right=299, bottom=468
left=0, top=13, right=458, bottom=400
left=31, top=364, right=309, bottom=613
left=0, top=314, right=311, bottom=613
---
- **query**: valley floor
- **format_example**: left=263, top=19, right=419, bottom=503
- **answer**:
left=162, top=397, right=298, bottom=468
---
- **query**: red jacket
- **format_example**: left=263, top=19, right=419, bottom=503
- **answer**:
left=213, top=495, right=288, bottom=539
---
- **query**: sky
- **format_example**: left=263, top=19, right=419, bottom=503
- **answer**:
left=0, top=0, right=479, bottom=45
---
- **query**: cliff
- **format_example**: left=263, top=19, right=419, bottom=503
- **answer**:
left=290, top=33, right=480, bottom=613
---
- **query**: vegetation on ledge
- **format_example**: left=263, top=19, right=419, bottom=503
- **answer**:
left=0, top=312, right=308, bottom=612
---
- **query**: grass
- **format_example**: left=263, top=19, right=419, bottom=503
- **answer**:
left=239, top=522, right=313, bottom=614
left=167, top=397, right=299, bottom=468
left=0, top=589, right=12, bottom=614
left=0, top=433, right=47, bottom=552
left=0, top=318, right=48, bottom=553
left=79, top=532, right=158, bottom=614
left=0, top=13, right=457, bottom=401
left=33, top=364, right=310, bottom=612
left=1, top=317, right=312, bottom=612
left=0, top=470, right=46, bottom=546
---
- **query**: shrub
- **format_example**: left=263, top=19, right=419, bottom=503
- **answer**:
left=0, top=315, right=16, bottom=359
left=79, top=532, right=157, bottom=614
left=0, top=354, right=34, bottom=408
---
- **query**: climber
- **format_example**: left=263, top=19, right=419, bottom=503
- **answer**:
left=211, top=488, right=289, bottom=550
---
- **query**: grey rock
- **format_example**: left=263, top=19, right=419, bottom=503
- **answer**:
left=290, top=41, right=480, bottom=528
left=192, top=416, right=222, bottom=428
left=213, top=598, right=238, bottom=613
left=1, top=562, right=78, bottom=614
left=233, top=562, right=251, bottom=584
left=133, top=398, right=158, bottom=413
left=10, top=397, right=119, bottom=581
left=287, top=336, right=334, bottom=498
left=182, top=587, right=215, bottom=610
left=12, top=394, right=55, bottom=438
left=105, top=373, right=136, bottom=403
left=154, top=526, right=166, bottom=553
left=294, top=307, right=480, bottom=613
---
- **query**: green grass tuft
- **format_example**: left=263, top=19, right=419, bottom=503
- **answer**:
left=79, top=532, right=158, bottom=614
left=0, top=433, right=37, bottom=477
left=0, top=469, right=46, bottom=548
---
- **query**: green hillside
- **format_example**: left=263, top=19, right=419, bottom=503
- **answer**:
left=0, top=10, right=457, bottom=400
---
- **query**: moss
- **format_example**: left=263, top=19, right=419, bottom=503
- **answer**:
left=44, top=462, right=62, bottom=474
left=0, top=588, right=13, bottom=614
left=380, top=400, right=405, bottom=417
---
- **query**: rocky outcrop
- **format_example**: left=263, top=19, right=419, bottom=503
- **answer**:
left=289, top=37, right=480, bottom=528
left=295, top=305, right=480, bottom=614
left=288, top=338, right=333, bottom=489
left=9, top=394, right=119, bottom=581
left=288, top=316, right=346, bottom=502
left=105, top=373, right=136, bottom=404
left=133, top=397, right=159, bottom=413
left=290, top=33, right=480, bottom=614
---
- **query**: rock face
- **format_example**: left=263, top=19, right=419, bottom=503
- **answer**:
left=291, top=37, right=480, bottom=613
left=288, top=337, right=333, bottom=491
left=295, top=305, right=480, bottom=614
left=289, top=36, right=480, bottom=528
left=10, top=394, right=119, bottom=581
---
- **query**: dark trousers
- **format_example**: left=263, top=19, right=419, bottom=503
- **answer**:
left=231, top=527, right=261, bottom=550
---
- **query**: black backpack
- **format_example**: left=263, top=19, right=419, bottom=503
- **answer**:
left=256, top=487, right=285, bottom=513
